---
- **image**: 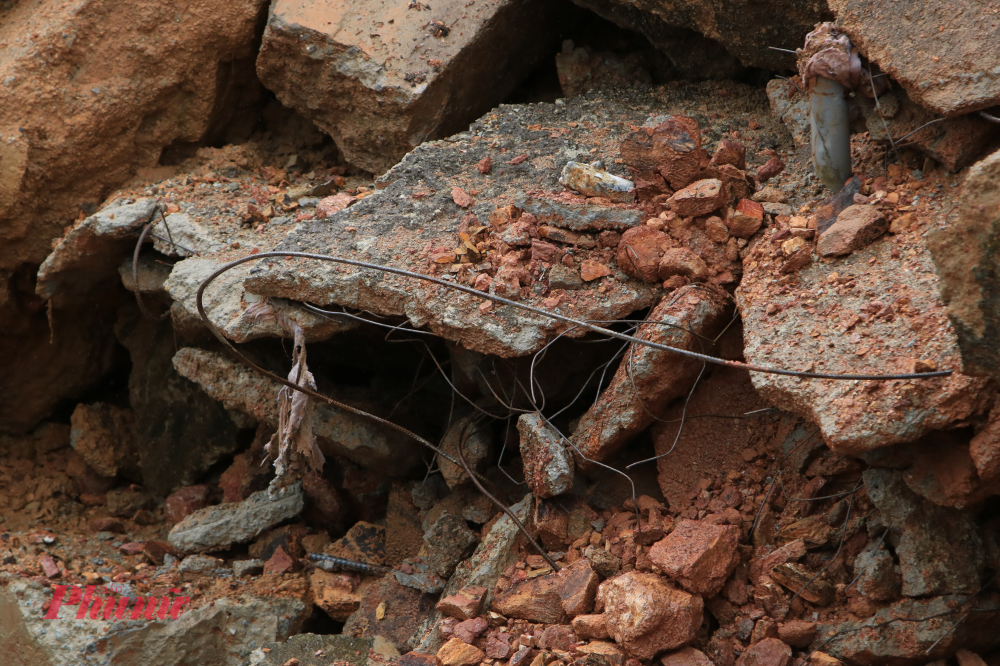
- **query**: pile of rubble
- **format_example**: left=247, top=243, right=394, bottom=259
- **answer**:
left=3, top=1, right=1000, bottom=666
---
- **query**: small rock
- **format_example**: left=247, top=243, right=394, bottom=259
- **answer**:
left=549, top=264, right=584, bottom=290
left=88, top=516, right=125, bottom=533
left=648, top=519, right=740, bottom=597
left=705, top=216, right=730, bottom=243
left=39, top=555, right=61, bottom=579
left=852, top=542, right=901, bottom=601
left=436, top=585, right=488, bottom=621
left=517, top=414, right=574, bottom=498
left=105, top=487, right=153, bottom=518
left=669, top=179, right=728, bottom=218
left=597, top=572, right=703, bottom=659
left=617, top=226, right=674, bottom=283
left=559, top=161, right=636, bottom=203
left=735, top=638, right=791, bottom=666
left=485, top=634, right=511, bottom=659
left=436, top=637, right=485, bottom=666
left=167, top=483, right=304, bottom=554
left=755, top=157, right=785, bottom=183
left=584, top=546, right=621, bottom=579
left=178, top=554, right=222, bottom=579
left=728, top=199, right=764, bottom=238
left=777, top=620, right=816, bottom=648
left=233, top=558, right=264, bottom=578
left=620, top=115, right=707, bottom=190
left=264, top=545, right=297, bottom=575
left=424, top=511, right=478, bottom=578
left=477, top=157, right=492, bottom=174
left=762, top=202, right=793, bottom=217
left=661, top=647, right=714, bottom=666
left=453, top=617, right=488, bottom=644
left=452, top=187, right=473, bottom=209
left=539, top=624, right=577, bottom=651
left=711, top=140, right=746, bottom=170
left=781, top=236, right=809, bottom=257
left=570, top=614, right=608, bottom=641
left=658, top=248, right=709, bottom=281
left=580, top=259, right=613, bottom=282
left=165, top=484, right=210, bottom=523
left=751, top=186, right=788, bottom=204
left=492, top=573, right=566, bottom=624
left=556, top=559, right=600, bottom=617
left=769, top=563, right=834, bottom=606
left=817, top=205, right=888, bottom=257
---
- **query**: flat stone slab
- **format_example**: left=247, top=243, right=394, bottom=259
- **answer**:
left=245, top=83, right=790, bottom=357
left=168, top=483, right=304, bottom=553
left=831, top=0, right=1000, bottom=116
left=736, top=212, right=992, bottom=454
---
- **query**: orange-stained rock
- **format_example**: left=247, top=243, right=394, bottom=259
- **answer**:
left=734, top=638, right=790, bottom=666
left=648, top=519, right=741, bottom=597
left=620, top=116, right=708, bottom=190
left=436, top=585, right=487, bottom=621
left=436, top=637, right=485, bottom=666
left=556, top=559, right=600, bottom=617
left=669, top=179, right=728, bottom=218
left=661, top=647, right=715, bottom=666
left=573, top=614, right=610, bottom=640
left=492, top=573, right=566, bottom=624
left=581, top=259, right=614, bottom=282
left=728, top=199, right=764, bottom=239
left=817, top=205, right=888, bottom=257
left=777, top=620, right=816, bottom=648
left=658, top=248, right=709, bottom=282
left=617, top=226, right=675, bottom=283
left=597, top=572, right=703, bottom=659
left=310, top=568, right=364, bottom=621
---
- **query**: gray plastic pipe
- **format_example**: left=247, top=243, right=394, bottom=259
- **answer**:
left=810, top=75, right=852, bottom=192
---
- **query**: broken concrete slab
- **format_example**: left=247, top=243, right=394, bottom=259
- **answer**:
left=242, top=84, right=790, bottom=358
left=171, top=347, right=421, bottom=474
left=2, top=574, right=308, bottom=666
left=927, top=147, right=1000, bottom=381
left=865, top=468, right=983, bottom=597
left=830, top=0, right=1000, bottom=116
left=255, top=0, right=563, bottom=174
left=816, top=595, right=1000, bottom=665
left=572, top=284, right=731, bottom=465
left=35, top=199, right=158, bottom=300
left=167, top=483, right=304, bottom=553
left=568, top=0, right=829, bottom=72
left=164, top=257, right=355, bottom=343
left=736, top=213, right=994, bottom=454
